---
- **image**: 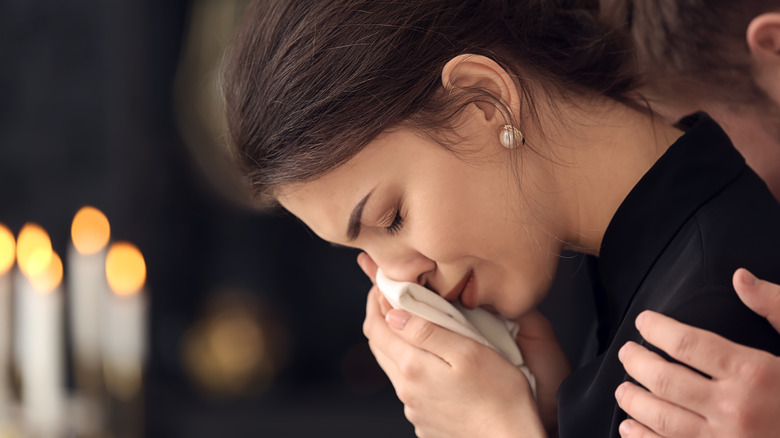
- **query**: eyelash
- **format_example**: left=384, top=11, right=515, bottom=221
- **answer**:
left=385, top=209, right=404, bottom=236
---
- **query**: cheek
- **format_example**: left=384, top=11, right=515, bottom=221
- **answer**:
left=407, top=217, right=468, bottom=262
left=495, top=260, right=558, bottom=318
left=494, top=228, right=562, bottom=301
left=412, top=204, right=524, bottom=263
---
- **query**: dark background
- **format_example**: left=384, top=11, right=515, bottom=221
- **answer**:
left=1, top=1, right=596, bottom=436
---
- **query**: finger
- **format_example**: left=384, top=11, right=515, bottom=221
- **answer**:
left=358, top=262, right=393, bottom=316
left=618, top=419, right=663, bottom=438
left=357, top=252, right=378, bottom=282
left=366, top=300, right=446, bottom=370
left=376, top=289, right=393, bottom=315
left=733, top=268, right=780, bottom=333
left=619, top=341, right=711, bottom=412
left=367, top=344, right=420, bottom=406
left=635, top=310, right=742, bottom=379
left=615, top=381, right=706, bottom=438
left=364, top=287, right=392, bottom=339
left=386, top=309, right=495, bottom=368
left=367, top=340, right=400, bottom=381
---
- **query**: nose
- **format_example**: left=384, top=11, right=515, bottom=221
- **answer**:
left=368, top=248, right=435, bottom=284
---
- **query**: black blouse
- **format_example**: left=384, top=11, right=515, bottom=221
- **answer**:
left=557, top=114, right=780, bottom=437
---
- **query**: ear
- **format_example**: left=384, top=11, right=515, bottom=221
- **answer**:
left=441, top=54, right=521, bottom=125
left=746, top=13, right=780, bottom=104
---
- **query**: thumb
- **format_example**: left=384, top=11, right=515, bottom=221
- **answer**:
left=385, top=309, right=486, bottom=366
left=733, top=268, right=780, bottom=332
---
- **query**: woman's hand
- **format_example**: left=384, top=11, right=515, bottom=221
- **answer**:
left=358, top=253, right=548, bottom=438
left=513, top=309, right=571, bottom=435
left=615, top=268, right=780, bottom=438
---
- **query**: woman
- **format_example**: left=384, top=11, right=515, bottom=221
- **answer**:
left=221, top=1, right=780, bottom=436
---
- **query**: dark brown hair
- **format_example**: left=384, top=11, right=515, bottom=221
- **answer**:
left=222, top=0, right=639, bottom=205
left=601, top=0, right=780, bottom=108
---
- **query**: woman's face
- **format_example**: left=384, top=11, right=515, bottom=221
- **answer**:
left=278, top=126, right=567, bottom=319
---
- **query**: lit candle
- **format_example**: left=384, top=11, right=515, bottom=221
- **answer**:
left=102, top=242, right=147, bottom=401
left=16, top=225, right=64, bottom=437
left=14, top=224, right=53, bottom=380
left=68, top=206, right=111, bottom=373
left=0, top=224, right=15, bottom=420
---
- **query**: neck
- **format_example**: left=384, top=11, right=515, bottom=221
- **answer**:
left=641, top=91, right=780, bottom=200
left=543, top=102, right=683, bottom=255
left=705, top=106, right=780, bottom=201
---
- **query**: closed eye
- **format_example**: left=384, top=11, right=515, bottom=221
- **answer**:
left=385, top=210, right=404, bottom=236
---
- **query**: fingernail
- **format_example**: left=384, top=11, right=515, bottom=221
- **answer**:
left=618, top=343, right=629, bottom=362
left=635, top=312, right=646, bottom=330
left=615, top=383, right=625, bottom=401
left=386, top=310, right=411, bottom=330
left=619, top=420, right=631, bottom=437
left=741, top=268, right=758, bottom=287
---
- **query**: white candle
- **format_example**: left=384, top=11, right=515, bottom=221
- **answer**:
left=102, top=242, right=147, bottom=401
left=68, top=206, right=111, bottom=370
left=14, top=223, right=53, bottom=386
left=0, top=224, right=15, bottom=420
left=17, top=228, right=64, bottom=437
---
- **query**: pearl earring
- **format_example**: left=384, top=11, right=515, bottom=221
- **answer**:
left=499, top=124, right=525, bottom=149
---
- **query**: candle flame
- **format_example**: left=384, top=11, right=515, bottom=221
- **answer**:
left=30, top=250, right=63, bottom=293
left=0, top=224, right=14, bottom=275
left=71, top=206, right=111, bottom=255
left=105, top=242, right=146, bottom=296
left=16, top=223, right=53, bottom=277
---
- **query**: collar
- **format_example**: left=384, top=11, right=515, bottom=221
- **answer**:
left=596, top=113, right=746, bottom=340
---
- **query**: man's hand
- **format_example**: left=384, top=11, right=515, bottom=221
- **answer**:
left=615, top=268, right=780, bottom=437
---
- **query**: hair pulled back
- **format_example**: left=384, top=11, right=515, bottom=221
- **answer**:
left=222, top=0, right=637, bottom=204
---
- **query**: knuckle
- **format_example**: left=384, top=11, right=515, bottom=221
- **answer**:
left=650, top=408, right=672, bottom=435
left=410, top=320, right=436, bottom=347
left=396, top=384, right=412, bottom=405
left=719, top=397, right=753, bottom=430
left=652, top=371, right=672, bottom=397
left=365, top=339, right=377, bottom=356
left=671, top=332, right=698, bottom=360
left=712, top=352, right=735, bottom=377
left=736, top=355, right=771, bottom=386
left=397, top=355, right=421, bottom=380
left=456, top=342, right=482, bottom=368
left=403, top=404, right=413, bottom=420
left=404, top=404, right=421, bottom=425
left=362, top=319, right=372, bottom=338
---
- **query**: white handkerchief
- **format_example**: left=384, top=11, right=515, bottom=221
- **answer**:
left=375, top=269, right=536, bottom=397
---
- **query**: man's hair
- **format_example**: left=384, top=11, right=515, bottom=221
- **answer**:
left=601, top=0, right=780, bottom=109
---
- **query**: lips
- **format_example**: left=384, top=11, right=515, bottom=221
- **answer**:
left=442, top=270, right=476, bottom=308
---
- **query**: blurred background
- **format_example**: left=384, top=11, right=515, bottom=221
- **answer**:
left=0, top=0, right=596, bottom=437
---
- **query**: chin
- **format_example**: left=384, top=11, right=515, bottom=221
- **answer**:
left=492, top=294, right=543, bottom=321
left=489, top=304, right=529, bottom=321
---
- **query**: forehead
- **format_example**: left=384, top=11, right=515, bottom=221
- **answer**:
left=277, top=129, right=418, bottom=241
left=278, top=161, right=369, bottom=239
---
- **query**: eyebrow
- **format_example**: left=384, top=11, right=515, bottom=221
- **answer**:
left=347, top=190, right=373, bottom=242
